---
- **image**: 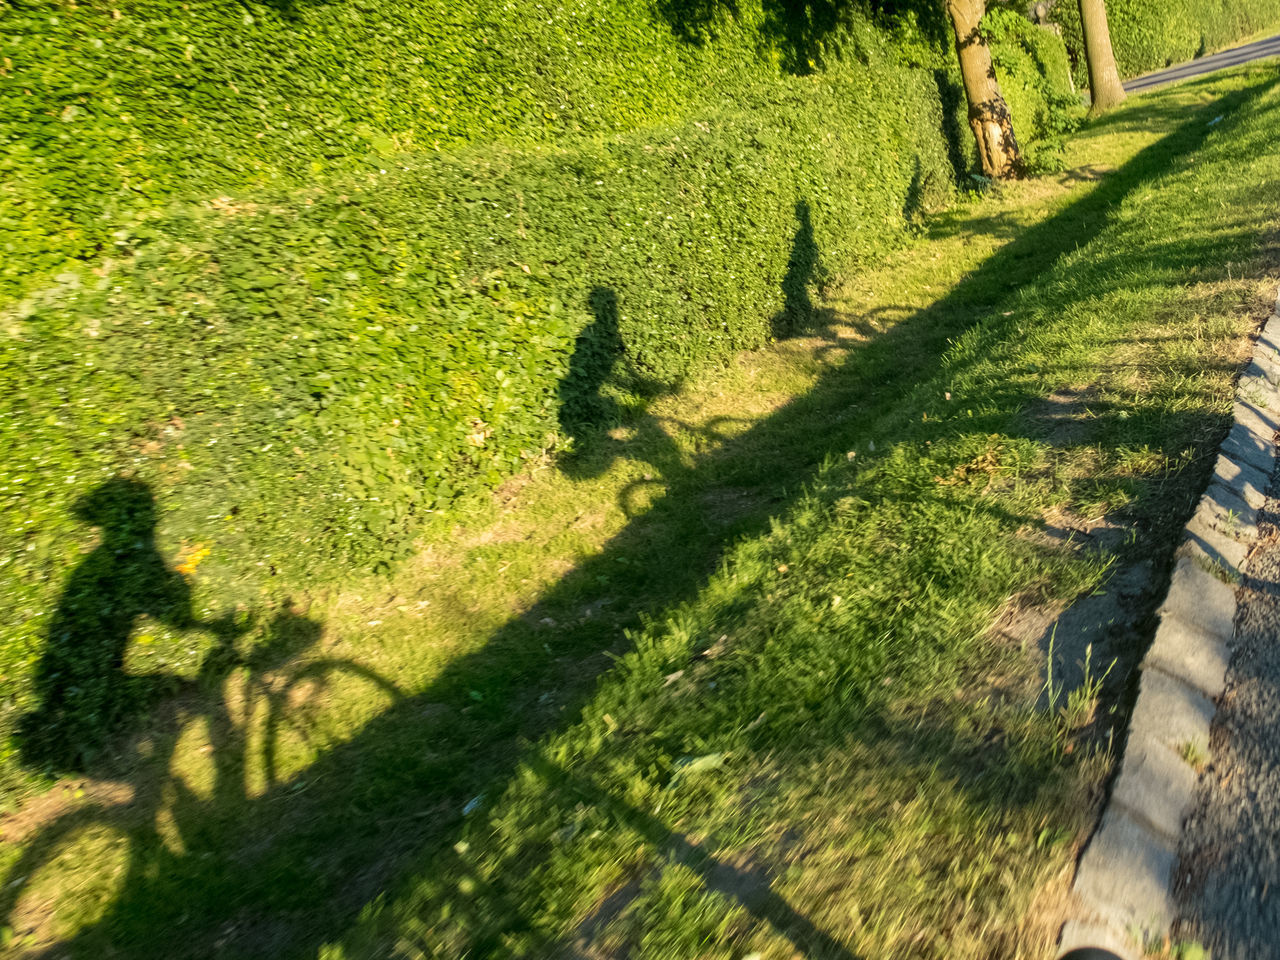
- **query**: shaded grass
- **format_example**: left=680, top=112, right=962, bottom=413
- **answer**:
left=4, top=65, right=1280, bottom=959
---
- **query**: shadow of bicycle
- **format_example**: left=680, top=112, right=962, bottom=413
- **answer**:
left=3, top=478, right=402, bottom=953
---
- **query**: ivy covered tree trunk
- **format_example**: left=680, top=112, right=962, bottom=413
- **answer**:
left=945, top=0, right=1023, bottom=179
left=1078, top=0, right=1127, bottom=115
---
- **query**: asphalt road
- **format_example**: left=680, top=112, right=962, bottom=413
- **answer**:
left=1176, top=485, right=1280, bottom=958
left=1124, top=34, right=1280, bottom=93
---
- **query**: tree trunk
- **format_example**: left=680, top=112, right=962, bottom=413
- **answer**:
left=1078, top=0, right=1126, bottom=115
left=945, top=0, right=1023, bottom=180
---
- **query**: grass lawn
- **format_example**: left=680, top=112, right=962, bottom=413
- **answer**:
left=4, top=64, right=1280, bottom=960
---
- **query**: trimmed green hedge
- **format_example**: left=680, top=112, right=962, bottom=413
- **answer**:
left=0, top=0, right=798, bottom=306
left=1, top=0, right=1078, bottom=310
left=1051, top=0, right=1280, bottom=79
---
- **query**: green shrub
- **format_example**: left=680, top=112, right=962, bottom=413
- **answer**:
left=2, top=0, right=1083, bottom=311
left=1051, top=0, right=1280, bottom=80
left=0, top=0, right=849, bottom=307
left=864, top=3, right=1080, bottom=173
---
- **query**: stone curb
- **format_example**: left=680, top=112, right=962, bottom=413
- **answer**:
left=1057, top=289, right=1280, bottom=960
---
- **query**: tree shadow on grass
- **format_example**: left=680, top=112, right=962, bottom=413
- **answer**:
left=401, top=701, right=1076, bottom=959
left=5, top=73, right=1277, bottom=960
left=520, top=756, right=869, bottom=960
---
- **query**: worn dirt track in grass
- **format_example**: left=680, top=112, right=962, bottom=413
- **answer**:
left=5, top=68, right=1280, bottom=960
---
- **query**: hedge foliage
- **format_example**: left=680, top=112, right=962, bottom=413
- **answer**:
left=1, top=0, right=1081, bottom=308
left=0, top=0, right=827, bottom=306
left=1051, top=0, right=1280, bottom=80
left=1, top=0, right=1076, bottom=777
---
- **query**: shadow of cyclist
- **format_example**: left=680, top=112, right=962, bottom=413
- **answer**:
left=18, top=478, right=203, bottom=772
left=2, top=480, right=393, bottom=951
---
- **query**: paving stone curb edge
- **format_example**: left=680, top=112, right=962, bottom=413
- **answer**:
left=1056, top=287, right=1280, bottom=960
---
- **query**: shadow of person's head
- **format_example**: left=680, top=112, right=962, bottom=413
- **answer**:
left=73, top=477, right=158, bottom=549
